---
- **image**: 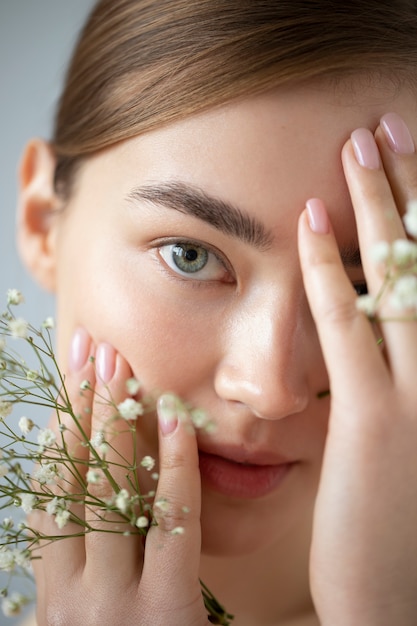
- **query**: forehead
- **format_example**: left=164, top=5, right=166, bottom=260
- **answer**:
left=78, top=79, right=417, bottom=241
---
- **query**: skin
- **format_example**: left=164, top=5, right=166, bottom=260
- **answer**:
left=17, top=78, right=417, bottom=625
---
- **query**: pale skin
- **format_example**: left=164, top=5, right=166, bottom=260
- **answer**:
left=17, top=78, right=417, bottom=625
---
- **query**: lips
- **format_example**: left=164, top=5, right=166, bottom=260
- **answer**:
left=198, top=444, right=295, bottom=499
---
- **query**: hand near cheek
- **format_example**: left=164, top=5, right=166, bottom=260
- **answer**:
left=298, top=113, right=417, bottom=625
left=29, top=331, right=210, bottom=626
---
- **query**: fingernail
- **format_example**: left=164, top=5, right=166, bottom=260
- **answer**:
left=306, top=198, right=329, bottom=234
left=157, top=394, right=179, bottom=435
left=69, top=327, right=90, bottom=372
left=96, top=343, right=116, bottom=384
left=351, top=128, right=381, bottom=169
left=380, top=112, right=415, bottom=155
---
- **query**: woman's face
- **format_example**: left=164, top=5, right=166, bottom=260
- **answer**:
left=48, top=79, right=417, bottom=556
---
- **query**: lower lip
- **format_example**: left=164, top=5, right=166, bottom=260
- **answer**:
left=198, top=452, right=293, bottom=499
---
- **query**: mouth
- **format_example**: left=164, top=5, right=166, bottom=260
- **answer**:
left=198, top=445, right=296, bottom=499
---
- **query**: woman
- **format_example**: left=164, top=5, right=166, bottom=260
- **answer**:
left=16, top=0, right=417, bottom=623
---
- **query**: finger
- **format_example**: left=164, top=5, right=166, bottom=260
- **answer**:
left=30, top=328, right=95, bottom=587
left=139, top=395, right=205, bottom=619
left=298, top=201, right=390, bottom=407
left=342, top=123, right=417, bottom=381
left=83, top=343, right=143, bottom=584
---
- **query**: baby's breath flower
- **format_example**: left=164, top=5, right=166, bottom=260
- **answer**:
left=126, top=377, right=141, bottom=395
left=151, top=472, right=159, bottom=481
left=86, top=469, right=101, bottom=484
left=154, top=498, right=170, bottom=513
left=26, top=369, right=38, bottom=381
left=55, top=509, right=70, bottom=529
left=391, top=238, right=417, bottom=266
left=37, top=428, right=56, bottom=450
left=190, top=408, right=210, bottom=429
left=404, top=200, right=417, bottom=237
left=135, top=515, right=149, bottom=528
left=170, top=526, right=185, bottom=535
left=390, top=274, right=417, bottom=311
left=117, top=398, right=144, bottom=420
left=369, top=240, right=391, bottom=265
left=6, top=289, right=24, bottom=306
left=90, top=431, right=104, bottom=448
left=80, top=379, right=91, bottom=391
left=355, top=294, right=377, bottom=317
left=140, top=455, right=155, bottom=471
left=42, top=316, right=54, bottom=329
left=8, top=317, right=29, bottom=339
left=2, top=518, right=13, bottom=530
left=0, top=548, right=15, bottom=572
left=34, top=463, right=61, bottom=486
left=18, top=416, right=34, bottom=435
left=0, top=401, right=13, bottom=419
left=2, top=592, right=27, bottom=617
left=19, top=493, right=37, bottom=514
left=13, top=549, right=31, bottom=571
left=115, top=488, right=130, bottom=514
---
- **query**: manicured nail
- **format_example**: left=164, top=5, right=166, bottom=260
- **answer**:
left=157, top=394, right=178, bottom=435
left=306, top=198, right=329, bottom=234
left=96, top=343, right=116, bottom=384
left=351, top=128, right=381, bottom=169
left=380, top=112, right=415, bottom=155
left=69, top=327, right=90, bottom=372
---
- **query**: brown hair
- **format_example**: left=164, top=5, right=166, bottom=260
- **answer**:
left=53, top=0, right=417, bottom=198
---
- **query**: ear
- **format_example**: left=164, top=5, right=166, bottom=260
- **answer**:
left=17, top=139, right=62, bottom=292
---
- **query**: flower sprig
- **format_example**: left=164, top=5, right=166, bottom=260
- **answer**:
left=0, top=295, right=232, bottom=624
left=355, top=200, right=417, bottom=319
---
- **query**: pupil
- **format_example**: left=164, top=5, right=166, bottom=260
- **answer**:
left=185, top=249, right=198, bottom=261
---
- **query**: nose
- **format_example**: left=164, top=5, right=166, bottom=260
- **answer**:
left=214, top=287, right=310, bottom=420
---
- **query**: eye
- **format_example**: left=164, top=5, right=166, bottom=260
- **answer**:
left=353, top=281, right=368, bottom=296
left=158, top=241, right=231, bottom=281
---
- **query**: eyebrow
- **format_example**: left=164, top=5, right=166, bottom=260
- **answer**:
left=126, top=181, right=274, bottom=250
left=126, top=180, right=362, bottom=267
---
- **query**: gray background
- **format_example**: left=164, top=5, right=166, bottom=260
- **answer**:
left=1, top=2, right=96, bottom=622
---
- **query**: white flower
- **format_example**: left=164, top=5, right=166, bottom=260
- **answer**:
left=80, top=379, right=91, bottom=391
left=391, top=238, right=417, bottom=266
left=0, top=401, right=13, bottom=418
left=18, top=416, right=34, bottom=435
left=126, top=377, right=141, bottom=395
left=154, top=498, right=170, bottom=513
left=390, top=275, right=417, bottom=311
left=135, top=516, right=149, bottom=528
left=0, top=464, right=8, bottom=478
left=140, top=455, right=155, bottom=471
left=8, top=317, right=29, bottom=339
left=404, top=200, right=417, bottom=237
left=151, top=472, right=159, bottom=481
left=37, top=428, right=56, bottom=450
left=170, top=526, right=185, bottom=535
left=42, top=316, right=54, bottom=329
left=13, top=549, right=31, bottom=571
left=7, top=289, right=24, bottom=306
left=46, top=497, right=60, bottom=516
left=355, top=294, right=377, bottom=316
left=0, top=548, right=15, bottom=571
left=117, top=398, right=144, bottom=420
left=86, top=469, right=101, bottom=484
left=19, top=493, right=37, bottom=514
left=2, top=517, right=13, bottom=530
left=2, top=593, right=26, bottom=617
left=190, top=408, right=210, bottom=429
left=90, top=431, right=105, bottom=448
left=115, top=488, right=130, bottom=514
left=34, top=463, right=60, bottom=485
left=369, top=240, right=390, bottom=265
left=55, top=509, right=70, bottom=529
left=26, top=369, right=38, bottom=381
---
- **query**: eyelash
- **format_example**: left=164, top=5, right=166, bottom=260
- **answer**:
left=155, top=238, right=234, bottom=284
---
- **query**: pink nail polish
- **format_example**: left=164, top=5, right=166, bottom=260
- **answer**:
left=306, top=198, right=329, bottom=234
left=96, top=343, right=116, bottom=384
left=157, top=394, right=178, bottom=435
left=380, top=112, right=415, bottom=155
left=69, top=327, right=90, bottom=372
left=351, top=128, right=381, bottom=169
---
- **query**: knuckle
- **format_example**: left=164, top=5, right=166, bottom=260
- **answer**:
left=319, top=298, right=359, bottom=326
